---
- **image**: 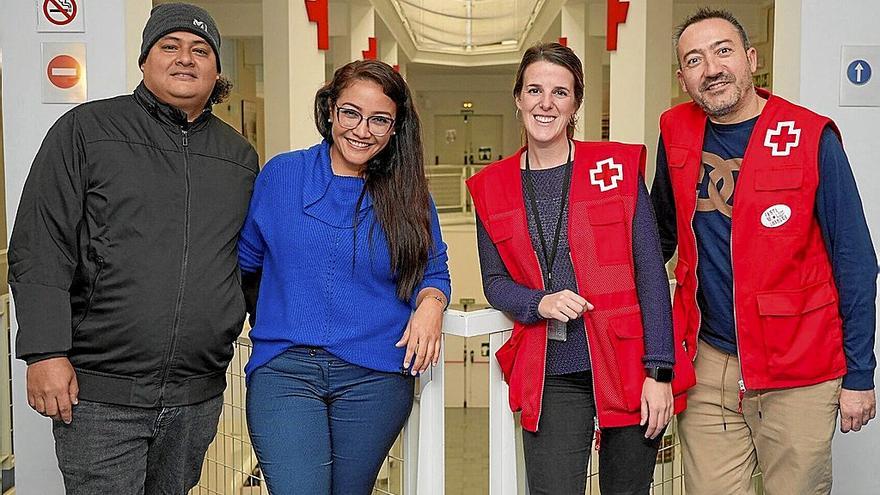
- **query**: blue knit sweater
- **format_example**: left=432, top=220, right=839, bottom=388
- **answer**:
left=239, top=141, right=452, bottom=380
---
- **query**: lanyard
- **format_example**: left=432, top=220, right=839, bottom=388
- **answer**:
left=522, top=139, right=573, bottom=287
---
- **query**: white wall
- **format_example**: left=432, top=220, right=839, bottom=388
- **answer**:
left=0, top=2, right=138, bottom=492
left=188, top=1, right=263, bottom=38
left=407, top=73, right=521, bottom=165
left=799, top=1, right=880, bottom=493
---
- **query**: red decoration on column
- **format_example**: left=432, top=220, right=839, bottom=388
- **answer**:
left=392, top=64, right=400, bottom=73
left=558, top=37, right=568, bottom=47
left=304, top=0, right=329, bottom=51
left=606, top=0, right=630, bottom=51
left=362, top=37, right=377, bottom=60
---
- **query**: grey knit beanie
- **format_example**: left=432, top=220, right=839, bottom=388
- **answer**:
left=139, top=3, right=222, bottom=72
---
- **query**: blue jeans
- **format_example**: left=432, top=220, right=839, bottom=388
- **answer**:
left=52, top=395, right=223, bottom=495
left=247, top=347, right=414, bottom=495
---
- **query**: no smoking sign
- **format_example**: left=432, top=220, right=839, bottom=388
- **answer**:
left=37, top=0, right=85, bottom=32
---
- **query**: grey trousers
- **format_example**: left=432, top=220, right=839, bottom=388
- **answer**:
left=52, top=395, right=223, bottom=495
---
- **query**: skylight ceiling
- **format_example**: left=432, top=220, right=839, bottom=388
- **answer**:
left=390, top=0, right=546, bottom=53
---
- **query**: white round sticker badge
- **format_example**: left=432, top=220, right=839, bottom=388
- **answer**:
left=761, top=204, right=792, bottom=228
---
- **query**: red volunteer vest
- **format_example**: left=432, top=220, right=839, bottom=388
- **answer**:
left=660, top=89, right=847, bottom=390
left=467, top=141, right=694, bottom=432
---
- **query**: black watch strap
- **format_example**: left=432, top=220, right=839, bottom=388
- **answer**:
left=646, top=366, right=674, bottom=383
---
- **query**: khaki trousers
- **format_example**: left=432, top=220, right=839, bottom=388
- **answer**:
left=679, top=340, right=841, bottom=495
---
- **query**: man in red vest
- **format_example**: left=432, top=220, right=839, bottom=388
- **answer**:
left=651, top=8, right=877, bottom=494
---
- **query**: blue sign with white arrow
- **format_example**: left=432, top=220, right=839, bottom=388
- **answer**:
left=847, top=59, right=872, bottom=86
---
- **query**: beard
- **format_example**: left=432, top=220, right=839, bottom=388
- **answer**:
left=693, top=72, right=747, bottom=118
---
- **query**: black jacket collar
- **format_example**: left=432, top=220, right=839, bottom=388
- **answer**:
left=134, top=82, right=213, bottom=130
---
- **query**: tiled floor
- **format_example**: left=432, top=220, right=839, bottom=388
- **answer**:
left=446, top=408, right=490, bottom=495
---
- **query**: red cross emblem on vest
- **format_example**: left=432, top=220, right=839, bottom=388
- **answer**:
left=764, top=121, right=801, bottom=157
left=590, top=158, right=623, bottom=192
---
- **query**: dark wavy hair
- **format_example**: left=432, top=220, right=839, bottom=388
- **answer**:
left=209, top=75, right=233, bottom=105
left=513, top=42, right=585, bottom=139
left=314, top=60, right=431, bottom=301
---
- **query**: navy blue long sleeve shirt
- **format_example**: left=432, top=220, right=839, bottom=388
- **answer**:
left=651, top=122, right=877, bottom=390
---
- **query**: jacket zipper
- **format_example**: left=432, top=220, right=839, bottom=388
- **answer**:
left=72, top=249, right=105, bottom=332
left=159, top=127, right=192, bottom=400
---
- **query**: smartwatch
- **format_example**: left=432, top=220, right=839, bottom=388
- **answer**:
left=646, top=366, right=674, bottom=383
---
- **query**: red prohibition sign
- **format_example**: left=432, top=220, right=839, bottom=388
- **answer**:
left=47, top=55, right=81, bottom=89
left=43, top=0, right=77, bottom=26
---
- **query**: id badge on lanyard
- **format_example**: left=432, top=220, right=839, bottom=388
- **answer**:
left=548, top=315, right=568, bottom=341
left=544, top=270, right=568, bottom=341
left=523, top=141, right=573, bottom=344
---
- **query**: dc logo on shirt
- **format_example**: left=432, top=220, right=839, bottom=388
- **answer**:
left=764, top=121, right=801, bottom=157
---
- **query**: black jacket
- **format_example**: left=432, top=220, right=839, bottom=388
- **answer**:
left=9, top=83, right=259, bottom=407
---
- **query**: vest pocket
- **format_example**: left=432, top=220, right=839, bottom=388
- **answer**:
left=488, top=210, right=518, bottom=243
left=672, top=259, right=697, bottom=358
left=754, top=166, right=803, bottom=191
left=667, top=145, right=690, bottom=168
left=587, top=200, right=630, bottom=266
left=609, top=308, right=646, bottom=411
left=495, top=326, right=524, bottom=383
left=755, top=280, right=840, bottom=376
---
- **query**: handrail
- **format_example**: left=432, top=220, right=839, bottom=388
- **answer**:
left=442, top=308, right=513, bottom=338
left=411, top=306, right=519, bottom=495
left=219, top=301, right=681, bottom=494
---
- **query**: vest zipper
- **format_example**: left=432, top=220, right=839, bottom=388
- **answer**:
left=729, top=165, right=747, bottom=399
left=159, top=127, right=192, bottom=401
left=569, top=250, right=603, bottom=443
left=533, top=248, right=548, bottom=431
left=689, top=186, right=704, bottom=358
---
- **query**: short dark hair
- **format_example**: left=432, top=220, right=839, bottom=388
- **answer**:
left=513, top=42, right=585, bottom=139
left=674, top=8, right=751, bottom=55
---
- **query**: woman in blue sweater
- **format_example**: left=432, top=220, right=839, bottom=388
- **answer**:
left=240, top=60, right=451, bottom=494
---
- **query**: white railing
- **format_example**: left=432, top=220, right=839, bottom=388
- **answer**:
left=197, top=305, right=698, bottom=494
left=194, top=309, right=515, bottom=495
left=412, top=308, right=519, bottom=495
left=397, top=308, right=519, bottom=495
left=426, top=164, right=488, bottom=214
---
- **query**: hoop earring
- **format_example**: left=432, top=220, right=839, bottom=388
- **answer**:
left=515, top=108, right=521, bottom=120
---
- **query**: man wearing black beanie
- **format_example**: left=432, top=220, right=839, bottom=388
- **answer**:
left=10, top=3, right=259, bottom=494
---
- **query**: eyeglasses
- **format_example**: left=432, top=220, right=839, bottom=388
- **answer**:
left=335, top=105, right=396, bottom=137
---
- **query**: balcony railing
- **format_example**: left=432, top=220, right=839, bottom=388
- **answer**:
left=426, top=164, right=487, bottom=214
left=194, top=298, right=731, bottom=494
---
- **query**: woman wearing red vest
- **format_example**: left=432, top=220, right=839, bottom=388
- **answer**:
left=466, top=43, right=695, bottom=494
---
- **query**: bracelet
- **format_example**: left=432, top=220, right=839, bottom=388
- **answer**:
left=425, top=294, right=446, bottom=306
